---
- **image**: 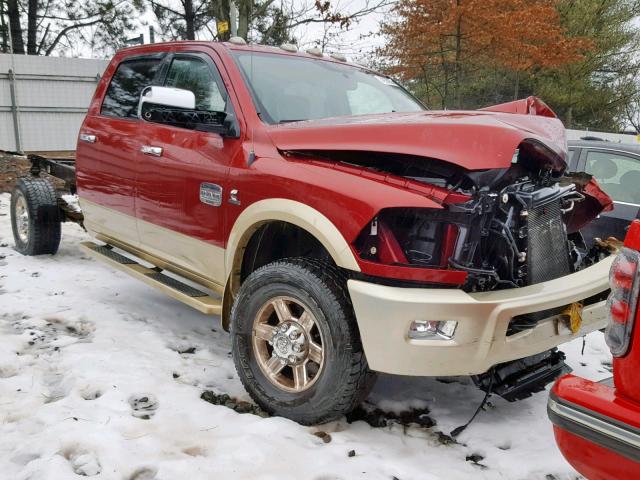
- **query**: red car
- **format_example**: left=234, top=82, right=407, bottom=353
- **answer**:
left=10, top=40, right=614, bottom=424
left=549, top=219, right=640, bottom=479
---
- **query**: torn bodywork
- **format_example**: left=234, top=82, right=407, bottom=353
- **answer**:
left=291, top=148, right=610, bottom=402
left=274, top=97, right=611, bottom=293
left=293, top=146, right=611, bottom=293
left=435, top=162, right=612, bottom=293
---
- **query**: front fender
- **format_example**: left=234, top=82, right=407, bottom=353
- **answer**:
left=225, top=198, right=361, bottom=276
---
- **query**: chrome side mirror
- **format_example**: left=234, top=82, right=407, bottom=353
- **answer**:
left=138, top=86, right=195, bottom=120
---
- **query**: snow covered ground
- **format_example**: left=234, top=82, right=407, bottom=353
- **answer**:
left=0, top=192, right=613, bottom=480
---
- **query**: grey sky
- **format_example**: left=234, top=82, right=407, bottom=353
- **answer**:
left=128, top=0, right=391, bottom=61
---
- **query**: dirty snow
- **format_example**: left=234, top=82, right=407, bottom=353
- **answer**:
left=0, top=192, right=612, bottom=479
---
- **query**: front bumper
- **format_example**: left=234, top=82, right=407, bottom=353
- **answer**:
left=347, top=255, right=613, bottom=376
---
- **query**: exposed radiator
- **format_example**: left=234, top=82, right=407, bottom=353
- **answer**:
left=526, top=201, right=572, bottom=285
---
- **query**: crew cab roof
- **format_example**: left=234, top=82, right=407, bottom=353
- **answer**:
left=112, top=39, right=367, bottom=71
left=220, top=41, right=367, bottom=68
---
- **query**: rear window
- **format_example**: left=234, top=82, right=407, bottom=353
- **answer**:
left=101, top=57, right=163, bottom=118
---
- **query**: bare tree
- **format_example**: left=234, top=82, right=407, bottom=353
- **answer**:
left=26, top=0, right=36, bottom=54
left=134, top=0, right=211, bottom=41
left=137, top=0, right=391, bottom=49
left=0, top=0, right=8, bottom=52
left=6, top=0, right=24, bottom=53
left=2, top=0, right=134, bottom=56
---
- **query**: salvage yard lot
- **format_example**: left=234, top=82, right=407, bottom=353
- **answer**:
left=0, top=192, right=612, bottom=480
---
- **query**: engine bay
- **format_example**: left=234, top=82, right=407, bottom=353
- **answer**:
left=319, top=149, right=614, bottom=292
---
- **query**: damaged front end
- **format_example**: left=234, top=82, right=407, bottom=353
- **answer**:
left=351, top=146, right=611, bottom=295
left=333, top=144, right=611, bottom=401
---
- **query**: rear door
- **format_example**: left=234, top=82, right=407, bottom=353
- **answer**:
left=580, top=148, right=640, bottom=242
left=135, top=49, right=242, bottom=285
left=77, top=53, right=165, bottom=247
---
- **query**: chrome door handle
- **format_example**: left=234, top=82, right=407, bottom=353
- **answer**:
left=141, top=145, right=163, bottom=157
left=79, top=133, right=96, bottom=143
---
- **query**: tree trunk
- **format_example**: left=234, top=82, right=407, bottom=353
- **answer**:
left=513, top=70, right=520, bottom=100
left=454, top=1, right=462, bottom=109
left=237, top=0, right=250, bottom=40
left=184, top=0, right=195, bottom=40
left=26, top=0, right=37, bottom=54
left=0, top=0, right=8, bottom=53
left=7, top=0, right=24, bottom=54
left=210, top=0, right=231, bottom=41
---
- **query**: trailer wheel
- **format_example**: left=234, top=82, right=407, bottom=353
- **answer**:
left=231, top=258, right=376, bottom=425
left=10, top=178, right=61, bottom=256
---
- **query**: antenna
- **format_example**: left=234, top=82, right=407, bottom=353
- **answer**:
left=248, top=0, right=256, bottom=166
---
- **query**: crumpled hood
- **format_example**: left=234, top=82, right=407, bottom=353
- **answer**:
left=267, top=98, right=567, bottom=173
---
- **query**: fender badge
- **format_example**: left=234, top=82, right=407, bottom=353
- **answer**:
left=229, top=189, right=241, bottom=205
left=200, top=183, right=222, bottom=207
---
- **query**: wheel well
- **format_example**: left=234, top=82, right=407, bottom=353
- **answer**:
left=222, top=220, right=341, bottom=331
left=240, top=221, right=335, bottom=282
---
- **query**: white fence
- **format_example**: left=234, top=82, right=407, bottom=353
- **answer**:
left=0, top=53, right=108, bottom=152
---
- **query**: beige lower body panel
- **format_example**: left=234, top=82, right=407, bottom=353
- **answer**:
left=81, top=199, right=139, bottom=249
left=135, top=218, right=226, bottom=287
left=80, top=199, right=226, bottom=289
left=348, top=255, right=613, bottom=376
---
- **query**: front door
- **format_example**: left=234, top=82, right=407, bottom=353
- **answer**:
left=135, top=50, right=242, bottom=285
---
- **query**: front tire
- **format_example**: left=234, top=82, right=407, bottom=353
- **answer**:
left=231, top=258, right=376, bottom=425
left=10, top=178, right=61, bottom=256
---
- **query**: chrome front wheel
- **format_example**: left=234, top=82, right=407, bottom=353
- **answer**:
left=252, top=296, right=325, bottom=393
left=231, top=258, right=376, bottom=425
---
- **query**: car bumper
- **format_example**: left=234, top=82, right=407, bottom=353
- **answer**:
left=347, top=256, right=613, bottom=376
left=548, top=375, right=640, bottom=479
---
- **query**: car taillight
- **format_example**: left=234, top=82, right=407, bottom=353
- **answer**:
left=605, top=247, right=640, bottom=357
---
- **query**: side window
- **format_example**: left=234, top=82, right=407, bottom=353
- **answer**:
left=164, top=57, right=226, bottom=112
left=586, top=150, right=640, bottom=204
left=101, top=57, right=162, bottom=118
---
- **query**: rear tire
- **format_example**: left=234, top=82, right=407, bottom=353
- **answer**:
left=10, top=177, right=61, bottom=256
left=231, top=258, right=376, bottom=425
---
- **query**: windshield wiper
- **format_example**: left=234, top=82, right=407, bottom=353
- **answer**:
left=278, top=119, right=306, bottom=124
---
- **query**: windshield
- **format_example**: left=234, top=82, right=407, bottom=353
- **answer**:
left=232, top=51, right=425, bottom=124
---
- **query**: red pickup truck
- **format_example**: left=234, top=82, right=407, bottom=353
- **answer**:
left=549, top=219, right=640, bottom=479
left=10, top=39, right=614, bottom=424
